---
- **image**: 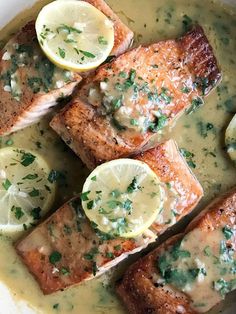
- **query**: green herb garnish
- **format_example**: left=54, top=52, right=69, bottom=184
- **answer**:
left=11, top=205, right=24, bottom=220
left=98, top=36, right=108, bottom=45
left=21, top=152, right=36, bottom=167
left=49, top=251, right=62, bottom=265
left=2, top=178, right=12, bottom=190
left=58, top=47, right=65, bottom=59
left=79, top=50, right=96, bottom=58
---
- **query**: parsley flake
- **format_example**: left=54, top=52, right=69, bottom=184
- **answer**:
left=49, top=251, right=62, bottom=265
left=20, top=152, right=36, bottom=167
left=2, top=178, right=12, bottom=190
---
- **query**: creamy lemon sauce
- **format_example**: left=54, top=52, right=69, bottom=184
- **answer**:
left=0, top=0, right=235, bottom=313
left=157, top=224, right=236, bottom=313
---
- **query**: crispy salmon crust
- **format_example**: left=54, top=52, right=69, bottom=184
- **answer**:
left=116, top=188, right=236, bottom=314
left=15, top=140, right=203, bottom=294
left=84, top=0, right=134, bottom=56
left=50, top=25, right=221, bottom=169
left=0, top=21, right=82, bottom=136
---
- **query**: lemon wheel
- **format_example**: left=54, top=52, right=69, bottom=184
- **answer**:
left=81, top=159, right=164, bottom=238
left=36, top=1, right=115, bottom=72
left=0, top=147, right=56, bottom=233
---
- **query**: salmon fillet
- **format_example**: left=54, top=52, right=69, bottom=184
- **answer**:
left=0, top=21, right=82, bottom=136
left=50, top=25, right=221, bottom=169
left=16, top=140, right=203, bottom=294
left=117, top=188, right=236, bottom=314
left=0, top=1, right=133, bottom=136
left=84, top=0, right=134, bottom=56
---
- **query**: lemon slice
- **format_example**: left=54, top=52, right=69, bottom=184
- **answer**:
left=35, top=1, right=114, bottom=72
left=0, top=147, right=56, bottom=233
left=81, top=159, right=164, bottom=238
left=225, top=114, right=236, bottom=163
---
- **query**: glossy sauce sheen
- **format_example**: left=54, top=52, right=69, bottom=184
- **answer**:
left=0, top=0, right=235, bottom=313
left=158, top=225, right=236, bottom=312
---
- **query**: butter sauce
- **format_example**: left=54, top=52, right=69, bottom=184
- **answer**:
left=0, top=0, right=235, bottom=313
left=158, top=225, right=236, bottom=312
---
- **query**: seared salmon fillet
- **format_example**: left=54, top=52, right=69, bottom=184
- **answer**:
left=117, top=188, right=236, bottom=314
left=50, top=25, right=221, bottom=169
left=16, top=140, right=203, bottom=294
left=84, top=0, right=134, bottom=56
left=0, top=1, right=133, bottom=136
left=0, top=21, right=82, bottom=136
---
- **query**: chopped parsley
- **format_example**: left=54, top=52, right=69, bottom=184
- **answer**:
left=64, top=38, right=77, bottom=44
left=197, top=121, right=215, bottom=138
left=182, top=15, right=193, bottom=32
left=213, top=278, right=236, bottom=296
left=107, top=200, right=123, bottom=209
left=222, top=226, right=233, bottom=240
left=127, top=177, right=140, bottom=193
left=87, top=200, right=95, bottom=210
left=22, top=174, right=38, bottom=180
left=186, top=97, right=204, bottom=115
left=53, top=303, right=60, bottom=310
left=5, top=139, right=13, bottom=146
left=106, top=252, right=114, bottom=259
left=98, top=36, right=108, bottom=45
left=114, top=245, right=122, bottom=251
left=84, top=247, right=99, bottom=261
left=204, top=246, right=212, bottom=257
left=123, top=199, right=133, bottom=214
left=30, top=207, right=42, bottom=220
left=130, top=118, right=139, bottom=126
left=79, top=49, right=96, bottom=58
left=58, top=47, right=66, bottom=59
left=28, top=77, right=43, bottom=93
left=111, top=217, right=128, bottom=236
left=2, top=178, right=12, bottom=190
left=57, top=24, right=82, bottom=34
left=111, top=97, right=122, bottom=111
left=80, top=191, right=91, bottom=202
left=29, top=188, right=40, bottom=197
left=49, top=251, right=62, bottom=265
left=48, top=170, right=65, bottom=183
left=180, top=148, right=196, bottom=168
left=11, top=205, right=24, bottom=220
left=119, top=71, right=127, bottom=78
left=20, top=152, right=36, bottom=167
left=219, top=240, right=234, bottom=263
left=181, top=86, right=191, bottom=93
left=157, top=241, right=199, bottom=289
left=149, top=114, right=168, bottom=133
left=160, top=87, right=172, bottom=104
left=63, top=224, right=72, bottom=235
left=194, top=77, right=211, bottom=96
left=61, top=267, right=70, bottom=276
